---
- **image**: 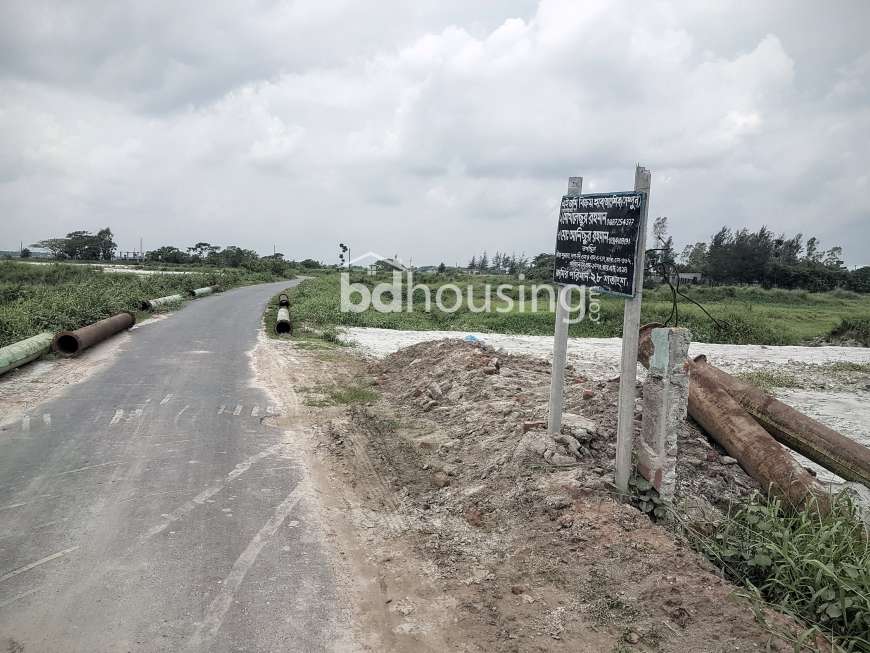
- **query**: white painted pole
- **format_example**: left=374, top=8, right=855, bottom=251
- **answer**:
left=548, top=176, right=582, bottom=434
left=614, top=165, right=651, bottom=493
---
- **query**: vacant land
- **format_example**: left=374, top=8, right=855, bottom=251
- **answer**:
left=288, top=273, right=870, bottom=346
left=0, top=261, right=294, bottom=347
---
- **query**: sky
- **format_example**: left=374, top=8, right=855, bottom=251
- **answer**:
left=1, top=0, right=868, bottom=266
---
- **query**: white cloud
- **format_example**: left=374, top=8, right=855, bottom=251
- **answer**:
left=0, top=0, right=868, bottom=264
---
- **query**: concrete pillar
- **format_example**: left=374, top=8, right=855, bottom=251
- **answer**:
left=637, top=327, right=690, bottom=501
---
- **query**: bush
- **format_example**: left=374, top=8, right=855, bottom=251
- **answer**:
left=696, top=494, right=870, bottom=651
left=828, top=318, right=870, bottom=346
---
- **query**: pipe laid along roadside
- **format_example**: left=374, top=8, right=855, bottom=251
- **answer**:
left=0, top=332, right=54, bottom=376
left=52, top=312, right=135, bottom=357
left=276, top=307, right=292, bottom=334
left=140, top=294, right=185, bottom=311
left=189, top=285, right=218, bottom=298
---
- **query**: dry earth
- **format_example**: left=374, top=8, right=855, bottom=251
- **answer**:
left=259, top=333, right=823, bottom=652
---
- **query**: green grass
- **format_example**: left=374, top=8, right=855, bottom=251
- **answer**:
left=302, top=382, right=378, bottom=407
left=284, top=273, right=870, bottom=346
left=692, top=494, right=870, bottom=651
left=826, top=362, right=870, bottom=373
left=829, top=318, right=870, bottom=346
left=736, top=370, right=805, bottom=390
left=0, top=261, right=293, bottom=348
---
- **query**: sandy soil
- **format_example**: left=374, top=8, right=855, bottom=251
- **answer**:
left=259, top=334, right=826, bottom=652
left=341, top=327, right=870, bottom=486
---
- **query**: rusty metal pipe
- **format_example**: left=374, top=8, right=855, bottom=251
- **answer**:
left=52, top=312, right=135, bottom=357
left=640, top=323, right=870, bottom=489
left=688, top=357, right=828, bottom=509
left=700, top=363, right=870, bottom=488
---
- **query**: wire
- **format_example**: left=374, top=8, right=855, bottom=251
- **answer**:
left=645, top=238, right=727, bottom=332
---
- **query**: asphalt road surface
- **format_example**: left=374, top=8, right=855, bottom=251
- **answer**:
left=0, top=281, right=342, bottom=652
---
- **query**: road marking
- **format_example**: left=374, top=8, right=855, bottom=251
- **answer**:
left=0, top=546, right=79, bottom=584
left=143, top=443, right=287, bottom=539
left=110, top=409, right=124, bottom=425
left=54, top=461, right=123, bottom=477
left=217, top=404, right=226, bottom=415
left=232, top=404, right=242, bottom=416
left=160, top=394, right=173, bottom=405
left=251, top=406, right=259, bottom=417
left=184, top=486, right=304, bottom=651
left=174, top=404, right=190, bottom=421
left=42, top=413, right=51, bottom=427
left=21, top=416, right=30, bottom=432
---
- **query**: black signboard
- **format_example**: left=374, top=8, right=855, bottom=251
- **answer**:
left=553, top=191, right=645, bottom=297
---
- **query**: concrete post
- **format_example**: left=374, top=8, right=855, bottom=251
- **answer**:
left=636, top=327, right=690, bottom=501
left=548, top=176, right=582, bottom=434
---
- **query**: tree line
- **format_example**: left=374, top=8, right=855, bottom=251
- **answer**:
left=28, top=230, right=323, bottom=275
left=670, top=222, right=869, bottom=292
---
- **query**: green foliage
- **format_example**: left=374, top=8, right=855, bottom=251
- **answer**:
left=285, top=274, right=870, bottom=346
left=829, top=318, right=870, bottom=346
left=736, top=370, right=804, bottom=391
left=697, top=494, right=870, bottom=651
left=0, top=262, right=286, bottom=347
left=303, top=382, right=378, bottom=406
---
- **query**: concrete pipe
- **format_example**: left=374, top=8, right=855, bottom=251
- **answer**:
left=278, top=293, right=290, bottom=307
left=52, top=312, right=135, bottom=357
left=189, top=286, right=217, bottom=298
left=0, top=332, right=54, bottom=376
left=276, top=307, right=292, bottom=335
left=140, top=294, right=184, bottom=311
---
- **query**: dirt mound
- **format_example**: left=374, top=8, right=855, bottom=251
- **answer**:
left=375, top=338, right=758, bottom=512
left=309, top=338, right=813, bottom=650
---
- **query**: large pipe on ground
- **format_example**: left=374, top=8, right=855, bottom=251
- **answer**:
left=140, top=294, right=184, bottom=311
left=189, top=285, right=218, bottom=298
left=700, top=363, right=870, bottom=489
left=639, top=323, right=870, bottom=489
left=52, top=312, right=135, bottom=357
left=638, top=325, right=828, bottom=509
left=0, top=332, right=53, bottom=376
left=276, top=307, right=292, bottom=335
left=278, top=293, right=290, bottom=307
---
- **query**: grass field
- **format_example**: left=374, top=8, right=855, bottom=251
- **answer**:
left=286, top=272, right=870, bottom=346
left=0, top=261, right=295, bottom=348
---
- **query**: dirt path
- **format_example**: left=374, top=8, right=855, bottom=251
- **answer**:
left=259, top=334, right=818, bottom=652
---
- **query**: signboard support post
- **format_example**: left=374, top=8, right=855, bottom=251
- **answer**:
left=547, top=176, right=582, bottom=434
left=614, top=165, right=651, bottom=494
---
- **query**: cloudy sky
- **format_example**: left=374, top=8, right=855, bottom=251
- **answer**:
left=1, top=0, right=868, bottom=265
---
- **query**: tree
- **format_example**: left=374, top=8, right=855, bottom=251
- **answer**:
left=20, top=247, right=31, bottom=258
left=680, top=242, right=707, bottom=271
left=804, top=237, right=821, bottom=264
left=96, top=227, right=116, bottom=261
left=31, top=238, right=68, bottom=258
left=468, top=255, right=477, bottom=270
left=187, top=242, right=220, bottom=261
left=146, top=246, right=190, bottom=264
left=479, top=251, right=489, bottom=271
left=437, top=262, right=446, bottom=273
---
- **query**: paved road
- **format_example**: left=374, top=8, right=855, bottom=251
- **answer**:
left=0, top=281, right=342, bottom=652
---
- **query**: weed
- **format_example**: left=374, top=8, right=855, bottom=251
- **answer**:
left=736, top=370, right=804, bottom=390
left=687, top=493, right=870, bottom=651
